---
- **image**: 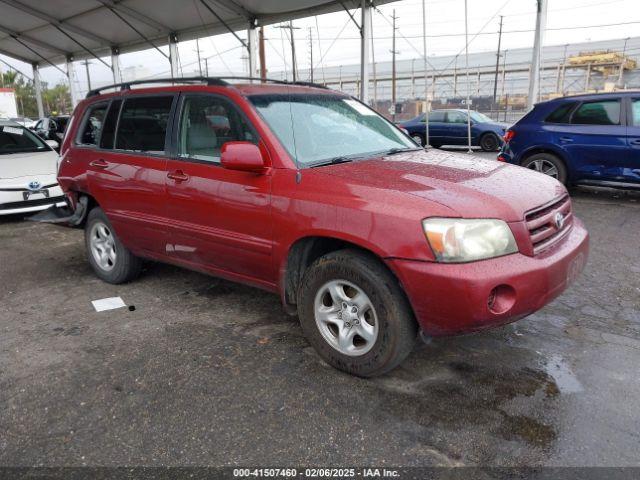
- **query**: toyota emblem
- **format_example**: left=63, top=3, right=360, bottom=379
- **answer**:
left=554, top=212, right=565, bottom=230
left=27, top=180, right=42, bottom=191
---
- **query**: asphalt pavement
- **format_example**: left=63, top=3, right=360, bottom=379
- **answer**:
left=1, top=152, right=639, bottom=468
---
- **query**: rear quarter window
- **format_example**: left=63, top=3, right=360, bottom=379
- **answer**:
left=545, top=102, right=577, bottom=123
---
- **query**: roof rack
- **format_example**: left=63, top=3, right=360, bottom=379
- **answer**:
left=86, top=76, right=329, bottom=98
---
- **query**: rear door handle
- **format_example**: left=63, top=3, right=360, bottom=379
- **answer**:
left=559, top=136, right=574, bottom=143
left=630, top=139, right=640, bottom=146
left=89, top=159, right=108, bottom=169
left=167, top=170, right=189, bottom=182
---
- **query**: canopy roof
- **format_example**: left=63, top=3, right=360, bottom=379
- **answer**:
left=0, top=0, right=393, bottom=67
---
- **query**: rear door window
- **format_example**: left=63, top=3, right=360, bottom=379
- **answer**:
left=630, top=99, right=640, bottom=126
left=178, top=95, right=257, bottom=163
left=77, top=103, right=108, bottom=146
left=116, top=96, right=174, bottom=154
left=571, top=100, right=621, bottom=125
left=446, top=111, right=467, bottom=124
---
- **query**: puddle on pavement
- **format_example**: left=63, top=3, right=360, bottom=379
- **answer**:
left=370, top=346, right=565, bottom=452
left=543, top=354, right=583, bottom=394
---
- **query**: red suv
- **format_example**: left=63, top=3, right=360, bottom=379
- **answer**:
left=56, top=78, right=589, bottom=377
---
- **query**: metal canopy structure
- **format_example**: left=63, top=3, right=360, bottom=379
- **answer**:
left=0, top=0, right=395, bottom=116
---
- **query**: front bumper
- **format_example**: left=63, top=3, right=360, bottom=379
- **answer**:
left=0, top=185, right=65, bottom=215
left=388, top=218, right=589, bottom=336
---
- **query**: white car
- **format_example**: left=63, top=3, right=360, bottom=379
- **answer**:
left=0, top=120, right=65, bottom=215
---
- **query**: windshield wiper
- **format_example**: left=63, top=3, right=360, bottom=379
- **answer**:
left=309, top=156, right=357, bottom=168
left=384, top=147, right=423, bottom=155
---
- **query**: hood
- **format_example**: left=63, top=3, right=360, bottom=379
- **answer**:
left=315, top=149, right=566, bottom=222
left=0, top=150, right=59, bottom=180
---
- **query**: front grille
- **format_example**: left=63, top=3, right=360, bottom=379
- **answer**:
left=0, top=195, right=65, bottom=211
left=525, top=195, right=572, bottom=255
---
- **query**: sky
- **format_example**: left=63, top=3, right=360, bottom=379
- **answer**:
left=1, top=0, right=639, bottom=97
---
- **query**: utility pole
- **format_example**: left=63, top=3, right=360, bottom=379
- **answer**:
left=83, top=59, right=92, bottom=92
left=492, top=15, right=503, bottom=108
left=204, top=58, right=209, bottom=76
left=195, top=38, right=203, bottom=76
left=391, top=9, right=398, bottom=122
left=422, top=0, right=430, bottom=147
left=528, top=0, right=548, bottom=109
left=618, top=37, right=630, bottom=86
left=277, top=22, right=300, bottom=81
left=308, top=27, right=314, bottom=83
left=259, top=27, right=267, bottom=81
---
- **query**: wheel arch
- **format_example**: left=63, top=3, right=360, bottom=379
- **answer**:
left=280, top=235, right=404, bottom=316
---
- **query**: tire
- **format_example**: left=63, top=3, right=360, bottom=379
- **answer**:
left=411, top=134, right=424, bottom=146
left=85, top=207, right=142, bottom=284
left=479, top=132, right=500, bottom=152
left=521, top=152, right=568, bottom=185
left=430, top=142, right=442, bottom=149
left=298, top=249, right=418, bottom=377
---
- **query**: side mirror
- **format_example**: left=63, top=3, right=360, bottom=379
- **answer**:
left=45, top=140, right=59, bottom=149
left=220, top=141, right=267, bottom=173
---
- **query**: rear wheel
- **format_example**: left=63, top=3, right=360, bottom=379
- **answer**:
left=521, top=152, right=567, bottom=185
left=298, top=249, right=418, bottom=377
left=479, top=132, right=500, bottom=152
left=411, top=134, right=424, bottom=146
left=85, top=207, right=142, bottom=284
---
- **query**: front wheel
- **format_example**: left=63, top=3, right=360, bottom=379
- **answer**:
left=411, top=134, right=424, bottom=146
left=298, top=249, right=418, bottom=377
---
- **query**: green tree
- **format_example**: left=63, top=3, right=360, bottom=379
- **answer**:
left=1, top=70, right=71, bottom=118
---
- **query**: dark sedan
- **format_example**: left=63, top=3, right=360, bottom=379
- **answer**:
left=401, top=109, right=509, bottom=151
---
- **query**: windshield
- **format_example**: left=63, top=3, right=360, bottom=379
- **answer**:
left=0, top=125, right=49, bottom=155
left=470, top=111, right=494, bottom=123
left=249, top=93, right=416, bottom=167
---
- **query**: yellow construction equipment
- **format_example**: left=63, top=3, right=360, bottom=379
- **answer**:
left=567, top=51, right=637, bottom=75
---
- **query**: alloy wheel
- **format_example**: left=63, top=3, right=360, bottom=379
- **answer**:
left=525, top=158, right=559, bottom=179
left=90, top=221, right=117, bottom=271
left=313, top=279, right=379, bottom=356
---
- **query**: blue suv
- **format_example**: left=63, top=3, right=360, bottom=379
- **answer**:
left=499, top=92, right=640, bottom=187
left=400, top=109, right=509, bottom=151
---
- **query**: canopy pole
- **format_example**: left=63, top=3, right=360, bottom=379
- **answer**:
left=247, top=21, right=257, bottom=79
left=421, top=0, right=429, bottom=147
left=169, top=33, right=179, bottom=79
left=528, top=0, right=547, bottom=110
left=111, top=46, right=122, bottom=84
left=359, top=0, right=371, bottom=103
left=66, top=55, right=80, bottom=109
left=32, top=62, right=44, bottom=118
left=464, top=0, right=472, bottom=154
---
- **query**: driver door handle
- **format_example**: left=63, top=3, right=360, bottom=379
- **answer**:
left=167, top=170, right=189, bottom=182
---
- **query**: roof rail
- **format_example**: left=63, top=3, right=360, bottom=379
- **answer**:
left=86, top=76, right=329, bottom=98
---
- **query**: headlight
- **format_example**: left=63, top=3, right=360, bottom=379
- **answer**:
left=422, top=218, right=517, bottom=263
